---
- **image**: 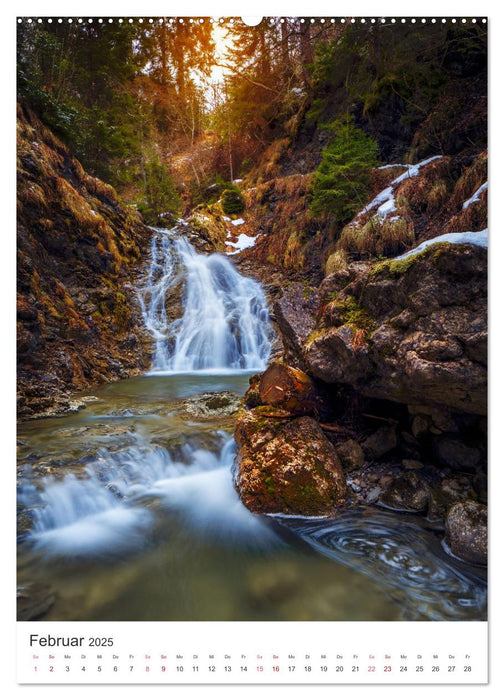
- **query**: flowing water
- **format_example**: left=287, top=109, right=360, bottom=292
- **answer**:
left=17, top=229, right=487, bottom=622
left=139, top=231, right=272, bottom=372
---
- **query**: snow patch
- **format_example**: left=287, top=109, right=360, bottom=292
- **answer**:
left=231, top=218, right=245, bottom=226
left=377, top=163, right=409, bottom=170
left=377, top=196, right=397, bottom=218
left=390, top=155, right=442, bottom=186
left=227, top=233, right=258, bottom=254
left=463, top=182, right=488, bottom=210
left=395, top=229, right=488, bottom=260
left=358, top=156, right=442, bottom=220
left=358, top=186, right=394, bottom=219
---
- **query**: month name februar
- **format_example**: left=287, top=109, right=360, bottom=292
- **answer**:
left=29, top=635, right=84, bottom=647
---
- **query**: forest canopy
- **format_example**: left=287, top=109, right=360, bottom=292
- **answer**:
left=17, top=17, right=487, bottom=222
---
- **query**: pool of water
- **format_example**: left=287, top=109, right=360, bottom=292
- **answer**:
left=17, top=374, right=487, bottom=622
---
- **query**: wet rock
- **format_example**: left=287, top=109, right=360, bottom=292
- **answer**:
left=434, top=436, right=482, bottom=471
left=234, top=409, right=347, bottom=516
left=380, top=471, right=430, bottom=512
left=273, top=283, right=318, bottom=368
left=183, top=391, right=242, bottom=417
left=26, top=396, right=88, bottom=420
left=17, top=583, right=56, bottom=621
left=345, top=462, right=402, bottom=506
left=402, top=459, right=424, bottom=470
left=366, top=486, right=382, bottom=503
left=362, top=425, right=397, bottom=460
left=257, top=361, right=321, bottom=415
left=336, top=439, right=365, bottom=472
left=445, top=500, right=487, bottom=565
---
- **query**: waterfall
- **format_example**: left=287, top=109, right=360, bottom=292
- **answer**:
left=18, top=435, right=279, bottom=557
left=139, top=229, right=273, bottom=373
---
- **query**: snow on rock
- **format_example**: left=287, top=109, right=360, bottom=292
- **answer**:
left=358, top=155, right=443, bottom=220
left=377, top=163, right=409, bottom=170
left=223, top=216, right=231, bottom=221
left=390, top=155, right=442, bottom=185
left=358, top=186, right=394, bottom=219
left=463, top=182, right=488, bottom=210
left=231, top=218, right=245, bottom=226
left=233, top=178, right=243, bottom=184
left=395, top=229, right=488, bottom=261
left=227, top=233, right=258, bottom=254
left=377, top=195, right=397, bottom=218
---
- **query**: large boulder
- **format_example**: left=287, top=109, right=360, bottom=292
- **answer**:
left=234, top=409, right=347, bottom=516
left=444, top=500, right=487, bottom=565
left=303, top=243, right=487, bottom=416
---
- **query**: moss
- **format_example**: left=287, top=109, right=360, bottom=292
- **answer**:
left=264, top=476, right=276, bottom=495
left=327, top=296, right=375, bottom=337
left=305, top=326, right=329, bottom=346
left=112, top=292, right=130, bottom=332
left=371, top=241, right=458, bottom=279
left=302, top=280, right=315, bottom=300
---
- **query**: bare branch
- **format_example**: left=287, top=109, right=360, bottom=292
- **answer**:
left=213, top=63, right=282, bottom=95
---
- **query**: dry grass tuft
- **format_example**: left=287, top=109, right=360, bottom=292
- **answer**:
left=338, top=215, right=415, bottom=258
left=427, top=179, right=448, bottom=211
left=452, top=152, right=487, bottom=208
left=325, top=249, right=348, bottom=276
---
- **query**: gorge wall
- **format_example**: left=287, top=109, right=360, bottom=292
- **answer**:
left=17, top=104, right=152, bottom=419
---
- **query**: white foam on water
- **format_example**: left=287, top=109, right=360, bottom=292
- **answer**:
left=19, top=436, right=278, bottom=557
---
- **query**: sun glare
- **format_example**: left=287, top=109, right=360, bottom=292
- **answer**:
left=210, top=22, right=235, bottom=83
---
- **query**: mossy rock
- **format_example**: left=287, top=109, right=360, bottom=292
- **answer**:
left=234, top=411, right=347, bottom=516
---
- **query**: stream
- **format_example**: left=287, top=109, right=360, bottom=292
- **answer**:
left=17, top=229, right=487, bottom=622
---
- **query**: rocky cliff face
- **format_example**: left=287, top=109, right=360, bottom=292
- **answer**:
left=234, top=240, right=487, bottom=564
left=17, top=104, right=152, bottom=418
left=304, top=242, right=487, bottom=415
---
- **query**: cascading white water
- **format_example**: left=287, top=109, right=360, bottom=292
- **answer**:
left=18, top=434, right=279, bottom=557
left=139, top=229, right=273, bottom=373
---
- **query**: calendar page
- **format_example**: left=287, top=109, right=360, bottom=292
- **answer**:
left=14, top=0, right=490, bottom=689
